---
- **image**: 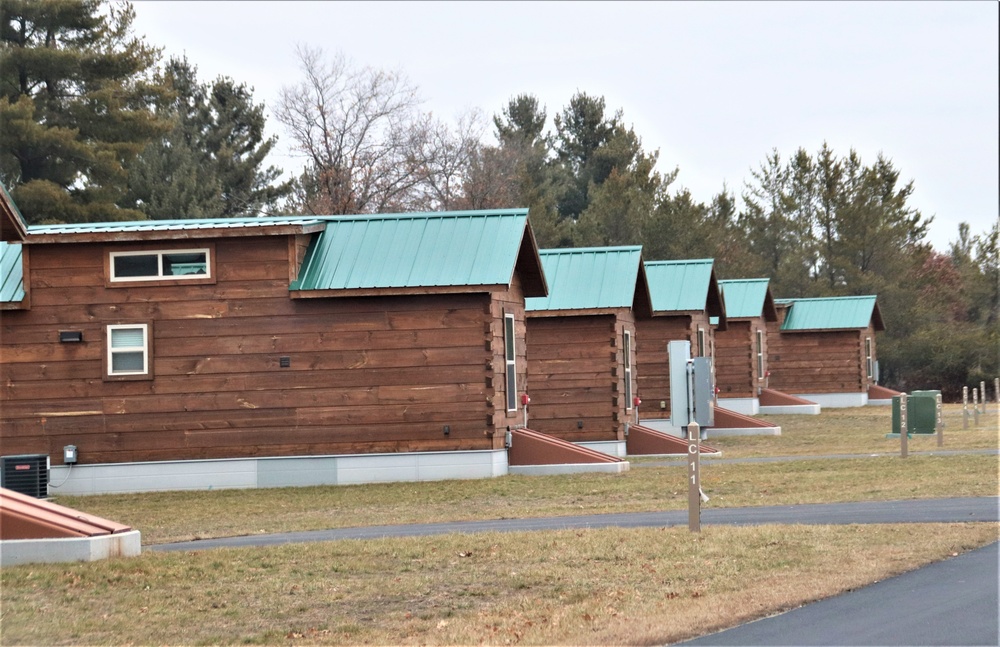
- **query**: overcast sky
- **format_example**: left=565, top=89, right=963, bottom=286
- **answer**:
left=130, top=1, right=998, bottom=252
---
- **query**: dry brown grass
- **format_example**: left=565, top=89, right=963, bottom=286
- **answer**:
left=56, top=454, right=998, bottom=545
left=703, top=402, right=999, bottom=458
left=2, top=523, right=996, bottom=646
left=4, top=403, right=996, bottom=645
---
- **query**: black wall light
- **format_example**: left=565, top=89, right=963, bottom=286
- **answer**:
left=59, top=331, right=83, bottom=343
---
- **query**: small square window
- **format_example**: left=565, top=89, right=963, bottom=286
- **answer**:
left=108, top=324, right=149, bottom=377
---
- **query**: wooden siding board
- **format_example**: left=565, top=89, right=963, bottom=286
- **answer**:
left=765, top=324, right=872, bottom=394
left=525, top=312, right=632, bottom=442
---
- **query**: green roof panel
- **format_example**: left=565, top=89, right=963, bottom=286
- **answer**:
left=27, top=216, right=325, bottom=236
left=719, top=278, right=771, bottom=319
left=526, top=246, right=642, bottom=312
left=780, top=296, right=881, bottom=331
left=0, top=241, right=25, bottom=303
left=644, top=259, right=715, bottom=313
left=292, top=209, right=530, bottom=291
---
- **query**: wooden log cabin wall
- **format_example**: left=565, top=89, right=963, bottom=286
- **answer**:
left=0, top=209, right=547, bottom=493
left=766, top=296, right=885, bottom=408
left=713, top=278, right=778, bottom=415
left=524, top=246, right=652, bottom=455
left=634, top=259, right=726, bottom=421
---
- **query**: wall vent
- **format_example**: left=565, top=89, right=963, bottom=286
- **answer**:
left=1, top=454, right=50, bottom=498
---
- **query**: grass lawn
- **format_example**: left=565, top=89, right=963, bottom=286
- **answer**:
left=2, top=404, right=997, bottom=645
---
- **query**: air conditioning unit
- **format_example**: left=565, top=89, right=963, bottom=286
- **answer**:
left=1, top=454, right=50, bottom=498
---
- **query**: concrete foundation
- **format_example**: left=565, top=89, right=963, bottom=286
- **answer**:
left=47, top=450, right=510, bottom=496
left=1, top=530, right=142, bottom=567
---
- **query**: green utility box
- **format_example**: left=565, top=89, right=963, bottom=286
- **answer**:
left=910, top=390, right=942, bottom=434
left=891, top=391, right=940, bottom=436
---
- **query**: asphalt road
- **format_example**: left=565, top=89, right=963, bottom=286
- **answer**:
left=148, top=496, right=999, bottom=646
left=678, top=539, right=999, bottom=646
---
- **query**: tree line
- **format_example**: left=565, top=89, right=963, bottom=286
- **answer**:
left=1, top=0, right=995, bottom=397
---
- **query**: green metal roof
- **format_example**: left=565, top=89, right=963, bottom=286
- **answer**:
left=526, top=246, right=643, bottom=312
left=780, top=295, right=884, bottom=331
left=291, top=209, right=536, bottom=292
left=0, top=241, right=25, bottom=304
left=718, top=278, right=776, bottom=319
left=644, top=259, right=717, bottom=313
left=27, top=216, right=324, bottom=236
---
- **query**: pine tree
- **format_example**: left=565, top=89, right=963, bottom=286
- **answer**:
left=125, top=57, right=292, bottom=219
left=0, top=0, right=166, bottom=223
left=489, top=94, right=571, bottom=247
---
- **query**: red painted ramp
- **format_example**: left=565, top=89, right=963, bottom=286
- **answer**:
left=626, top=425, right=720, bottom=455
left=759, top=388, right=818, bottom=406
left=869, top=385, right=903, bottom=399
left=508, top=428, right=623, bottom=466
left=0, top=487, right=133, bottom=540
left=713, top=407, right=779, bottom=429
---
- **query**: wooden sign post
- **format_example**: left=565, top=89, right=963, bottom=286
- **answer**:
left=687, top=422, right=701, bottom=533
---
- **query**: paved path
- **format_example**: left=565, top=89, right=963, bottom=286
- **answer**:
left=149, top=496, right=998, bottom=552
left=636, top=448, right=999, bottom=468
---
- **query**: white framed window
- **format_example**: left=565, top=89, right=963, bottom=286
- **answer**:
left=865, top=337, right=873, bottom=379
left=110, top=249, right=211, bottom=282
left=504, top=313, right=517, bottom=412
left=756, top=329, right=765, bottom=379
left=108, top=324, right=149, bottom=376
left=697, top=327, right=707, bottom=357
left=623, top=330, right=633, bottom=410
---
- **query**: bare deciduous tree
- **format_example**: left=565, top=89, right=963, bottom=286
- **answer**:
left=411, top=108, right=489, bottom=212
left=276, top=45, right=432, bottom=215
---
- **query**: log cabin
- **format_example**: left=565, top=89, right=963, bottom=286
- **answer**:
left=766, top=296, right=886, bottom=407
left=524, top=246, right=652, bottom=457
left=0, top=207, right=551, bottom=495
left=713, top=278, right=778, bottom=415
left=634, top=259, right=726, bottom=429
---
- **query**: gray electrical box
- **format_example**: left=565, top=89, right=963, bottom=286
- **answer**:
left=668, top=341, right=715, bottom=429
left=668, top=340, right=692, bottom=427
left=691, top=357, right=715, bottom=427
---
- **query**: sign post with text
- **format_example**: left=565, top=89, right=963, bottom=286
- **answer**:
left=687, top=421, right=701, bottom=532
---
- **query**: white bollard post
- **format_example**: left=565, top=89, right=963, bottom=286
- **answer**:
left=963, top=387, right=969, bottom=430
left=936, top=393, right=944, bottom=447
left=973, top=388, right=980, bottom=427
left=980, top=382, right=987, bottom=413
